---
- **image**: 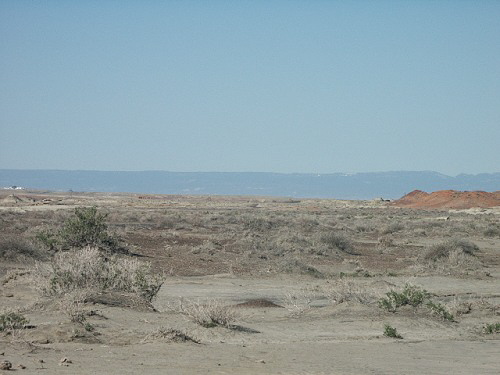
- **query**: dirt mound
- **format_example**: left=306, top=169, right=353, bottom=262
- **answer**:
left=1, top=194, right=23, bottom=204
left=392, top=190, right=500, bottom=209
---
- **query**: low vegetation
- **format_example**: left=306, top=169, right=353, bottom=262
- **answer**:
left=320, top=233, right=356, bottom=254
left=31, top=246, right=163, bottom=301
left=378, top=284, right=431, bottom=312
left=175, top=299, right=238, bottom=328
left=36, top=206, right=122, bottom=253
left=426, top=301, right=455, bottom=322
left=0, top=311, right=29, bottom=332
left=383, top=324, right=403, bottom=339
left=143, top=327, right=200, bottom=343
left=482, top=323, right=500, bottom=334
left=379, top=284, right=455, bottom=321
left=424, top=238, right=479, bottom=261
left=325, top=279, right=374, bottom=304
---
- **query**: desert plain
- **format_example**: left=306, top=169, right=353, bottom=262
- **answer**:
left=0, top=190, right=499, bottom=374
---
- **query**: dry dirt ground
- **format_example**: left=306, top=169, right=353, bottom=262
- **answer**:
left=1, top=190, right=499, bottom=374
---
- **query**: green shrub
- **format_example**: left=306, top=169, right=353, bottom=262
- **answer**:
left=35, top=206, right=122, bottom=253
left=35, top=229, right=60, bottom=251
left=59, top=206, right=118, bottom=251
left=383, top=324, right=403, bottom=339
left=0, top=311, right=29, bottom=332
left=378, top=284, right=430, bottom=312
left=483, top=323, right=500, bottom=334
left=426, top=301, right=455, bottom=322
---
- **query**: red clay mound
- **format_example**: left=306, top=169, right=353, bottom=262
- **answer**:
left=392, top=190, right=500, bottom=209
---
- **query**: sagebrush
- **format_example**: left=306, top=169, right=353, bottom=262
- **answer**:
left=31, top=246, right=163, bottom=301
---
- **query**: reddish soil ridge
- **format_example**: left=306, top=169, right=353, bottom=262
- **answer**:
left=392, top=190, right=500, bottom=209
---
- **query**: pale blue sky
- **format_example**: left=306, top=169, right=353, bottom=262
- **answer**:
left=1, top=1, right=499, bottom=175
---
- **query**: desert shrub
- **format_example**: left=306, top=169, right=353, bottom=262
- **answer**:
left=482, top=323, right=500, bottom=334
left=243, top=216, right=278, bottom=232
left=35, top=229, right=60, bottom=251
left=175, top=299, right=238, bottom=328
left=32, top=247, right=163, bottom=301
left=143, top=327, right=200, bottom=343
left=59, top=206, right=120, bottom=251
left=416, top=239, right=482, bottom=275
left=381, top=222, right=404, bottom=235
left=424, top=239, right=479, bottom=261
left=283, top=287, right=317, bottom=317
left=383, top=324, right=403, bottom=339
left=378, top=284, right=430, bottom=312
left=320, top=233, right=355, bottom=254
left=58, top=290, right=92, bottom=328
left=483, top=226, right=500, bottom=238
left=426, top=301, right=455, bottom=322
left=355, top=225, right=374, bottom=233
left=0, top=235, right=45, bottom=260
left=325, top=279, right=374, bottom=304
left=0, top=311, right=29, bottom=332
left=280, top=259, right=325, bottom=278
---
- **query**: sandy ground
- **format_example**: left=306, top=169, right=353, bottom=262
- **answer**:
left=1, top=191, right=499, bottom=374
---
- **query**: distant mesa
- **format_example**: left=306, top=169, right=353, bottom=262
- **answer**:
left=392, top=190, right=500, bottom=209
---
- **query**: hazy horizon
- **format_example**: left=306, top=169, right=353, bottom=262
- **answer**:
left=1, top=168, right=498, bottom=178
left=1, top=2, right=499, bottom=175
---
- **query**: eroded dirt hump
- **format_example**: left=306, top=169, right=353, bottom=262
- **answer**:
left=392, top=190, right=500, bottom=209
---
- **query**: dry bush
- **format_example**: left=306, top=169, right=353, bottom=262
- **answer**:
left=58, top=290, right=92, bottom=325
left=413, top=250, right=482, bottom=275
left=174, top=299, right=238, bottom=328
left=377, top=235, right=395, bottom=249
left=415, top=239, right=482, bottom=274
left=324, top=279, right=375, bottom=305
left=278, top=259, right=325, bottom=278
left=0, top=235, right=46, bottom=261
left=381, top=222, right=405, bottom=235
left=143, top=327, right=200, bottom=343
left=446, top=296, right=473, bottom=318
left=483, top=225, right=500, bottom=238
left=424, top=239, right=479, bottom=261
left=31, top=247, right=163, bottom=301
left=283, top=288, right=315, bottom=317
left=320, top=233, right=356, bottom=255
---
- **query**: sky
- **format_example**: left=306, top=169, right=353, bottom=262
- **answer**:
left=1, top=1, right=499, bottom=176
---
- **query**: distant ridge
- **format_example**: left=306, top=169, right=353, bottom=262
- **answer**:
left=392, top=190, right=500, bottom=209
left=0, top=169, right=499, bottom=200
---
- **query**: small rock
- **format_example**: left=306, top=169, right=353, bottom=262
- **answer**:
left=0, top=360, right=12, bottom=370
left=17, top=364, right=26, bottom=369
left=4, top=294, right=14, bottom=298
left=59, top=357, right=72, bottom=366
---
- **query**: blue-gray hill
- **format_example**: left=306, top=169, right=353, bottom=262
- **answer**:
left=0, top=170, right=498, bottom=200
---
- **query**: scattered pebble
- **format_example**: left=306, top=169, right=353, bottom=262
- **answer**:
left=59, top=357, right=72, bottom=366
left=17, top=364, right=26, bottom=369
